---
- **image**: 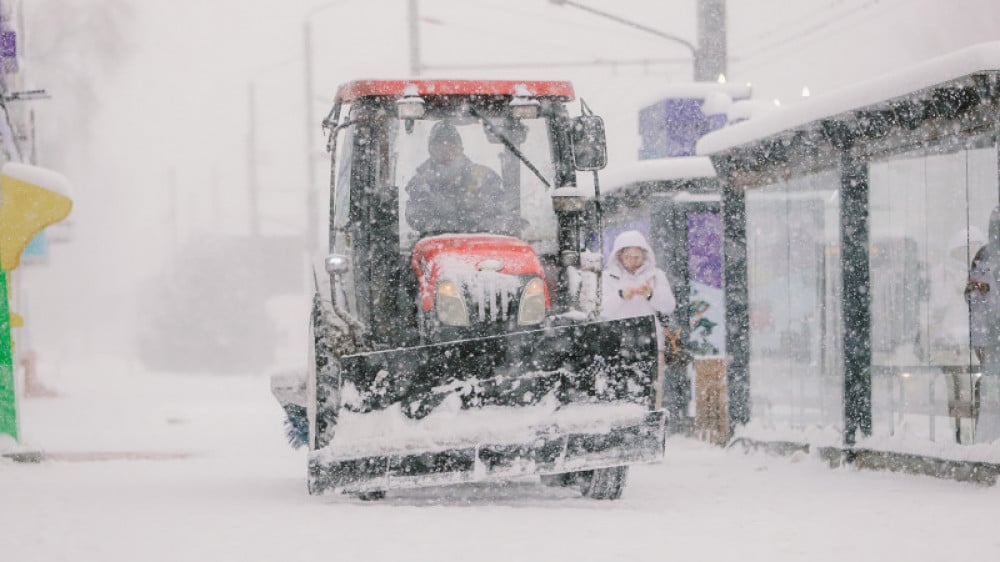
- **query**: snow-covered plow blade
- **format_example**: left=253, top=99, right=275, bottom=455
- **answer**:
left=308, top=316, right=664, bottom=494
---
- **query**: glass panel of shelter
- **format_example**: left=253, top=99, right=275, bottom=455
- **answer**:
left=868, top=134, right=999, bottom=444
left=745, top=170, right=844, bottom=439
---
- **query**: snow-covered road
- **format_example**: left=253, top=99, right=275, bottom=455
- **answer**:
left=3, top=363, right=999, bottom=562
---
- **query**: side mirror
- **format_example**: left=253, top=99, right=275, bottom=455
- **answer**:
left=325, top=254, right=350, bottom=275
left=570, top=115, right=608, bottom=171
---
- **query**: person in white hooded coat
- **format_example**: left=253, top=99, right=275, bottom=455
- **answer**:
left=601, top=230, right=677, bottom=409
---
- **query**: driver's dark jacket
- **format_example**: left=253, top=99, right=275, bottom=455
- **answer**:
left=404, top=156, right=519, bottom=235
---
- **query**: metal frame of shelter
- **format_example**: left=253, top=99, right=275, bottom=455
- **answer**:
left=706, top=61, right=1000, bottom=448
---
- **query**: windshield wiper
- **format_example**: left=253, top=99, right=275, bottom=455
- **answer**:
left=469, top=107, right=551, bottom=189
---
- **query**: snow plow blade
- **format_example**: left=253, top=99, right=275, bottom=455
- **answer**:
left=308, top=316, right=664, bottom=494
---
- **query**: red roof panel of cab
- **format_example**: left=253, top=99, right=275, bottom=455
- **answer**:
left=335, top=79, right=575, bottom=103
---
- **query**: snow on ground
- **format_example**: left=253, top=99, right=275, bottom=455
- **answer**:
left=3, top=361, right=1000, bottom=562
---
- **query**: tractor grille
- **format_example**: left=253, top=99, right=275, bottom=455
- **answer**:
left=466, top=273, right=523, bottom=325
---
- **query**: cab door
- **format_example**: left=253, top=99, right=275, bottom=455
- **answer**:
left=329, top=108, right=367, bottom=328
left=337, top=108, right=402, bottom=349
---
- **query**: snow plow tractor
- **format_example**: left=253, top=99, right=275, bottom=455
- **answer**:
left=273, top=79, right=665, bottom=500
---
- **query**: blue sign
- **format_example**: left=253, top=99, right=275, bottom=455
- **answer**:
left=23, top=231, right=48, bottom=259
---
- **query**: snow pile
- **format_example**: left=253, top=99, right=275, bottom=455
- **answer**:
left=734, top=419, right=848, bottom=449
left=6, top=360, right=1000, bottom=562
left=633, top=82, right=753, bottom=109
left=736, top=418, right=1000, bottom=464
left=858, top=434, right=1000, bottom=464
left=600, top=156, right=716, bottom=195
left=1, top=162, right=72, bottom=195
left=323, top=389, right=647, bottom=459
left=726, top=98, right=780, bottom=124
left=700, top=91, right=733, bottom=117
left=0, top=433, right=22, bottom=454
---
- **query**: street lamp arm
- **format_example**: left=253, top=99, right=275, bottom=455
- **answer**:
left=549, top=0, right=697, bottom=55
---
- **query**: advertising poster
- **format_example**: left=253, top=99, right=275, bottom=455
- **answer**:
left=687, top=211, right=725, bottom=356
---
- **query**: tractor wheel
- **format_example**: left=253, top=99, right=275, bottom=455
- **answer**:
left=579, top=466, right=629, bottom=500
left=540, top=472, right=580, bottom=487
left=357, top=490, right=386, bottom=501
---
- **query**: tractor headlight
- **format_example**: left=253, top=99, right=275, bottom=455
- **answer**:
left=517, top=277, right=547, bottom=326
left=436, top=280, right=469, bottom=326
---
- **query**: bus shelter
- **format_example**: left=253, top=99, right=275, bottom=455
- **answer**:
left=697, top=42, right=1000, bottom=469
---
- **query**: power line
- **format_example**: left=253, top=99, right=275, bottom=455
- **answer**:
left=737, top=0, right=904, bottom=63
left=547, top=0, right=696, bottom=55
left=742, top=0, right=868, bottom=46
left=421, top=0, right=697, bottom=62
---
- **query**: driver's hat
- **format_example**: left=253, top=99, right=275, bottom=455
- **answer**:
left=429, top=121, right=462, bottom=147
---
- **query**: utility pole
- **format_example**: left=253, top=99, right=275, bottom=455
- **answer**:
left=211, top=165, right=221, bottom=227
left=247, top=82, right=260, bottom=240
left=409, top=0, right=421, bottom=76
left=28, top=109, right=36, bottom=165
left=168, top=166, right=179, bottom=253
left=695, top=0, right=727, bottom=82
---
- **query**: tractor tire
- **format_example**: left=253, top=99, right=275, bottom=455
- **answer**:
left=357, top=490, right=386, bottom=501
left=539, top=472, right=579, bottom=487
left=579, top=465, right=629, bottom=500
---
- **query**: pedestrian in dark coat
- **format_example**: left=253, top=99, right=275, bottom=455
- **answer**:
left=404, top=121, right=517, bottom=236
left=966, top=207, right=1000, bottom=442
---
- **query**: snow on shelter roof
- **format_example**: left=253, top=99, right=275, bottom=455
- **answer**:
left=601, top=157, right=716, bottom=195
left=697, top=42, right=1000, bottom=156
left=335, top=79, right=575, bottom=102
left=1, top=162, right=72, bottom=196
left=634, top=83, right=752, bottom=108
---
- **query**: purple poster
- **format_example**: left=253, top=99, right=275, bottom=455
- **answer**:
left=687, top=212, right=725, bottom=356
left=688, top=212, right=723, bottom=289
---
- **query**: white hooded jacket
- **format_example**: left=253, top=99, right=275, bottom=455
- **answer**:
left=601, top=230, right=677, bottom=350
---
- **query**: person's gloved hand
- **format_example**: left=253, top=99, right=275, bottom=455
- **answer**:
left=622, top=283, right=652, bottom=300
left=967, top=280, right=990, bottom=295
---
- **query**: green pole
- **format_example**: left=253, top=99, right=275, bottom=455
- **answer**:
left=0, top=271, right=16, bottom=441
left=722, top=165, right=750, bottom=429
left=840, top=152, right=872, bottom=446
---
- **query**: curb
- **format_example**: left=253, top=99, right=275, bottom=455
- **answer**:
left=2, top=451, right=194, bottom=463
left=729, top=437, right=1000, bottom=486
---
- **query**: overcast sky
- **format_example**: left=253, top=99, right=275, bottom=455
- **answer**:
left=16, top=0, right=1000, bottom=368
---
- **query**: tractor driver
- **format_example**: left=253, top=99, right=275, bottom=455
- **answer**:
left=405, top=121, right=519, bottom=237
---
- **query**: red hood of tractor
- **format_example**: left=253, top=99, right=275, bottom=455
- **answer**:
left=410, top=234, right=549, bottom=312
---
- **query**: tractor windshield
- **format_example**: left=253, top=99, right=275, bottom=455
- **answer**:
left=393, top=112, right=558, bottom=253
